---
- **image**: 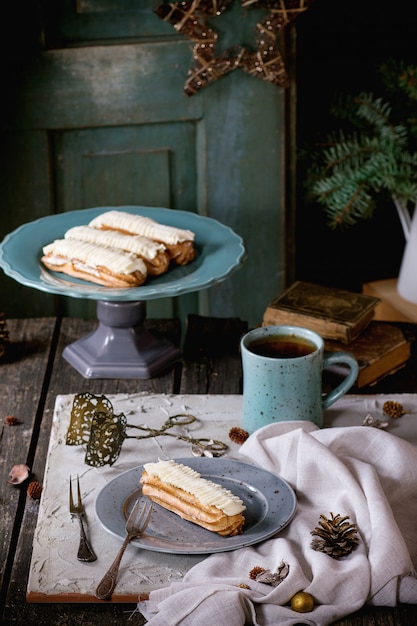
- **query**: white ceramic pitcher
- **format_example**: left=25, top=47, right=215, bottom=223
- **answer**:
left=397, top=206, right=417, bottom=303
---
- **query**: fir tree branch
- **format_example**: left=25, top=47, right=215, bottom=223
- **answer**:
left=307, top=82, right=417, bottom=229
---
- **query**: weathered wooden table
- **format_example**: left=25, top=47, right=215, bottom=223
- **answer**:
left=1, top=316, right=416, bottom=625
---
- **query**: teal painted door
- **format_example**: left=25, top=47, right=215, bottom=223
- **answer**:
left=0, top=1, right=289, bottom=327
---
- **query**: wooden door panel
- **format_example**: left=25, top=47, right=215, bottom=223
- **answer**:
left=81, top=150, right=172, bottom=207
left=0, top=130, right=55, bottom=318
left=1, top=3, right=290, bottom=328
left=43, top=0, right=173, bottom=45
left=53, top=120, right=199, bottom=319
left=54, top=122, right=198, bottom=211
left=14, top=42, right=202, bottom=130
left=200, top=72, right=286, bottom=324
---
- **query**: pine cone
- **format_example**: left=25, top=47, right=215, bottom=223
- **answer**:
left=27, top=481, right=43, bottom=500
left=383, top=400, right=405, bottom=418
left=311, top=512, right=359, bottom=559
left=249, top=566, right=265, bottom=580
left=229, top=427, right=249, bottom=445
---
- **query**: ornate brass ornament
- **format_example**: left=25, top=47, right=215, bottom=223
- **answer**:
left=66, top=393, right=228, bottom=467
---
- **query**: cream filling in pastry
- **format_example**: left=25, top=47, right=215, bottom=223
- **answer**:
left=89, top=210, right=195, bottom=245
left=42, top=239, right=147, bottom=276
left=65, top=225, right=166, bottom=260
left=143, top=459, right=246, bottom=516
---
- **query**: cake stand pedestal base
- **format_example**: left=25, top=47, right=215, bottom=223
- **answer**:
left=62, top=301, right=181, bottom=379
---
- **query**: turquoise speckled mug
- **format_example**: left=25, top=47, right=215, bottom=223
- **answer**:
left=241, top=325, right=359, bottom=433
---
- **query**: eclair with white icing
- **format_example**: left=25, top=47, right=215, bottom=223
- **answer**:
left=140, top=459, right=246, bottom=536
left=41, top=239, right=147, bottom=288
left=89, top=210, right=197, bottom=266
left=65, top=225, right=170, bottom=276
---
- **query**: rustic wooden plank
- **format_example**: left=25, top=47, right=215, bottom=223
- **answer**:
left=43, top=317, right=182, bottom=398
left=2, top=318, right=179, bottom=625
left=332, top=604, right=416, bottom=626
left=2, top=317, right=415, bottom=625
left=180, top=357, right=243, bottom=395
left=3, top=597, right=147, bottom=626
left=0, top=319, right=57, bottom=612
left=180, top=314, right=248, bottom=394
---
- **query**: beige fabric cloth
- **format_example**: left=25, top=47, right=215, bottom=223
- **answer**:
left=138, top=423, right=417, bottom=625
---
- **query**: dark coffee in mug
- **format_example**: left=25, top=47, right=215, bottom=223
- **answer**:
left=248, top=334, right=317, bottom=359
left=241, top=325, right=359, bottom=432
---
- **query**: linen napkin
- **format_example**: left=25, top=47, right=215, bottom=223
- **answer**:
left=137, top=422, right=417, bottom=625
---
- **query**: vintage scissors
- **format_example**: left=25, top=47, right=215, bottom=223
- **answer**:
left=66, top=393, right=228, bottom=466
left=129, top=413, right=228, bottom=457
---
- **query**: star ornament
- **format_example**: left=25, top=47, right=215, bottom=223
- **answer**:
left=155, top=0, right=316, bottom=96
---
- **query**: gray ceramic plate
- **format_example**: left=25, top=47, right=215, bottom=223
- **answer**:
left=0, top=206, right=245, bottom=301
left=95, top=458, right=297, bottom=554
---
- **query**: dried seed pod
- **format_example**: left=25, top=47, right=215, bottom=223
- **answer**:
left=249, top=561, right=290, bottom=586
left=8, top=464, right=30, bottom=485
left=383, top=400, right=406, bottom=419
left=5, top=415, right=18, bottom=425
left=229, top=427, right=249, bottom=445
left=249, top=566, right=266, bottom=580
left=27, top=481, right=43, bottom=500
left=255, top=561, right=290, bottom=586
left=362, top=413, right=389, bottom=429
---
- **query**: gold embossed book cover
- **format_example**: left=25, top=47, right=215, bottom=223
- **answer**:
left=324, top=322, right=411, bottom=387
left=263, top=281, right=380, bottom=343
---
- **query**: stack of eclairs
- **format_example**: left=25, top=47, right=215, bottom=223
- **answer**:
left=41, top=209, right=196, bottom=288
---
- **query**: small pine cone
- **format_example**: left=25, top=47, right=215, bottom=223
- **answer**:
left=5, top=415, right=18, bottom=425
left=27, top=481, right=43, bottom=500
left=249, top=566, right=265, bottom=580
left=383, top=400, right=405, bottom=419
left=311, top=512, right=359, bottom=559
left=229, top=427, right=249, bottom=445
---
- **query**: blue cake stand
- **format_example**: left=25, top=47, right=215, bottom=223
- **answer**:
left=0, top=206, right=245, bottom=379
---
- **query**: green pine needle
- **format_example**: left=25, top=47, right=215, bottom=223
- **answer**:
left=306, top=63, right=417, bottom=228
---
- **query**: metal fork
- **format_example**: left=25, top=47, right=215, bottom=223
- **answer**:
left=95, top=499, right=152, bottom=601
left=69, top=475, right=97, bottom=563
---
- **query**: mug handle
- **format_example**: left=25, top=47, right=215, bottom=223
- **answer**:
left=322, top=351, right=359, bottom=410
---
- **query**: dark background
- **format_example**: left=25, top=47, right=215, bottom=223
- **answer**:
left=295, top=0, right=415, bottom=292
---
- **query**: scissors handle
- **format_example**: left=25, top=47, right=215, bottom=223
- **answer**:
left=193, top=438, right=228, bottom=454
left=167, top=413, right=196, bottom=426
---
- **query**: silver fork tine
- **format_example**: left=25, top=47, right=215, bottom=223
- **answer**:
left=126, top=499, right=141, bottom=530
left=69, top=475, right=75, bottom=509
left=126, top=499, right=152, bottom=533
left=69, top=475, right=97, bottom=563
left=77, top=475, right=82, bottom=508
left=139, top=502, right=153, bottom=530
left=95, top=500, right=152, bottom=601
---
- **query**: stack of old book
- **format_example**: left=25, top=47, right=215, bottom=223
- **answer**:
left=262, top=281, right=411, bottom=388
